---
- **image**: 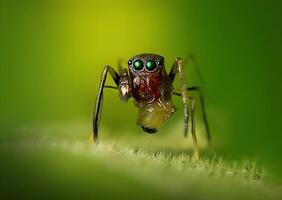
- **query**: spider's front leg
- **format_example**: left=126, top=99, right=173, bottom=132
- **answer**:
left=92, top=66, right=120, bottom=144
left=169, top=58, right=199, bottom=160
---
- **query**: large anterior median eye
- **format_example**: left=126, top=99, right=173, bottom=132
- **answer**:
left=145, top=60, right=157, bottom=71
left=133, top=59, right=143, bottom=70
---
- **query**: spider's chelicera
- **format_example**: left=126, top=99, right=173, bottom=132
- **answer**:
left=92, top=53, right=210, bottom=160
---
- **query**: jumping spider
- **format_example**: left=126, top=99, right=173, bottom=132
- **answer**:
left=92, top=53, right=210, bottom=159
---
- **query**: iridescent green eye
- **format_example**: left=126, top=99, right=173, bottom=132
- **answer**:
left=133, top=59, right=143, bottom=70
left=146, top=60, right=156, bottom=71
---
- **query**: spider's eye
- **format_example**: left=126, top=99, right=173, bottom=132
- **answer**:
left=145, top=60, right=157, bottom=71
left=128, top=60, right=132, bottom=65
left=133, top=60, right=143, bottom=70
left=157, top=59, right=163, bottom=66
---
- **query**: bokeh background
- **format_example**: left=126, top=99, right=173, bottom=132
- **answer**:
left=1, top=0, right=282, bottom=195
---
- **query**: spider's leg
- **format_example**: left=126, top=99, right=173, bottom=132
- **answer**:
left=169, top=58, right=189, bottom=138
left=92, top=66, right=120, bottom=144
left=187, top=86, right=211, bottom=144
left=190, top=96, right=199, bottom=160
left=104, top=85, right=118, bottom=90
left=171, top=53, right=211, bottom=144
left=184, top=54, right=210, bottom=142
left=172, top=87, right=211, bottom=145
left=171, top=92, right=200, bottom=159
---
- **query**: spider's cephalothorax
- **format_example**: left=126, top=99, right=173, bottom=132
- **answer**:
left=92, top=53, right=211, bottom=160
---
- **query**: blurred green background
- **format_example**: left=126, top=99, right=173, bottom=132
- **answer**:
left=1, top=0, right=282, bottom=192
